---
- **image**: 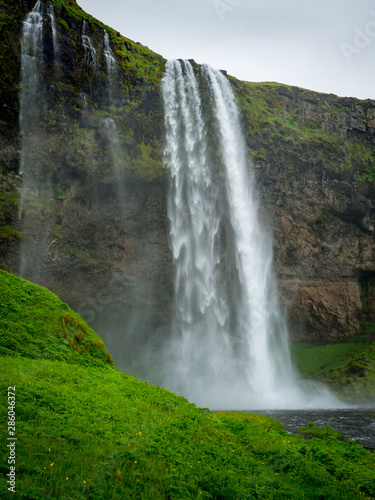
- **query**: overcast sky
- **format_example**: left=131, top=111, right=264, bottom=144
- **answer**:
left=77, top=0, right=375, bottom=100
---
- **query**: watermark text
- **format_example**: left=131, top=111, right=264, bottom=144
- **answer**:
left=7, top=386, right=16, bottom=493
left=213, top=0, right=243, bottom=21
left=340, top=11, right=375, bottom=62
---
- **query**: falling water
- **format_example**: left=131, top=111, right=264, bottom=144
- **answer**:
left=47, top=3, right=59, bottom=63
left=162, top=60, right=341, bottom=409
left=19, top=1, right=61, bottom=282
left=101, top=32, right=124, bottom=206
left=19, top=0, right=49, bottom=281
left=103, top=30, right=116, bottom=78
left=102, top=117, right=126, bottom=208
left=19, top=0, right=43, bottom=160
left=82, top=21, right=97, bottom=69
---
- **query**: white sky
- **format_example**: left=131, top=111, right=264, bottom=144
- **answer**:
left=77, top=0, right=375, bottom=100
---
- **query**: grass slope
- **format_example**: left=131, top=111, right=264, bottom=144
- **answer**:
left=291, top=322, right=375, bottom=403
left=0, top=271, right=374, bottom=499
left=0, top=270, right=113, bottom=368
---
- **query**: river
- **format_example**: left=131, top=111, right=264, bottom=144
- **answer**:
left=249, top=408, right=375, bottom=452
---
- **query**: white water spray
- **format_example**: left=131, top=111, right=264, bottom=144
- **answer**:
left=162, top=60, right=341, bottom=409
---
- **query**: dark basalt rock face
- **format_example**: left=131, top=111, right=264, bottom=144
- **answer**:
left=0, top=0, right=374, bottom=374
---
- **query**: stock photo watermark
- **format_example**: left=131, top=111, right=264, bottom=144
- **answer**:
left=6, top=386, right=17, bottom=493
left=340, top=11, right=375, bottom=62
left=213, top=0, right=243, bottom=21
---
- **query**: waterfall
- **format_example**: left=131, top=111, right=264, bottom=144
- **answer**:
left=82, top=21, right=97, bottom=69
left=102, top=117, right=126, bottom=208
left=103, top=30, right=116, bottom=78
left=103, top=30, right=116, bottom=105
left=48, top=3, right=59, bottom=63
left=19, top=1, right=60, bottom=282
left=162, top=60, right=340, bottom=409
left=162, top=60, right=230, bottom=400
left=203, top=65, right=292, bottom=397
left=101, top=31, right=124, bottom=206
left=19, top=0, right=48, bottom=281
left=19, top=0, right=43, bottom=148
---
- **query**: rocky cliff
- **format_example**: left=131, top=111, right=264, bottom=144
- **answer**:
left=235, top=82, right=375, bottom=340
left=0, top=0, right=374, bottom=375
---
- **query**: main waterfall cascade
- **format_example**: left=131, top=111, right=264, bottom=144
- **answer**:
left=162, top=60, right=340, bottom=409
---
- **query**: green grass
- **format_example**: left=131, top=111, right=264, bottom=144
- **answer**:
left=0, top=271, right=375, bottom=498
left=1, top=356, right=375, bottom=499
left=0, top=270, right=113, bottom=367
left=290, top=340, right=370, bottom=378
left=291, top=323, right=375, bottom=402
left=298, top=422, right=343, bottom=441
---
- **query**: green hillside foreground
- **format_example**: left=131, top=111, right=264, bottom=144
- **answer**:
left=0, top=272, right=374, bottom=499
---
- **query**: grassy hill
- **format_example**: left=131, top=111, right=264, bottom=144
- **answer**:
left=0, top=271, right=374, bottom=499
left=0, top=269, right=114, bottom=368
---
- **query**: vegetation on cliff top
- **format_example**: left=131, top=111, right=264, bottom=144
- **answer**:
left=232, top=79, right=375, bottom=184
left=0, top=270, right=375, bottom=499
left=1, top=0, right=374, bottom=187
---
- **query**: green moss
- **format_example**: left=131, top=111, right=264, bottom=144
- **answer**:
left=52, top=185, right=66, bottom=200
left=0, top=186, right=19, bottom=227
left=56, top=16, right=69, bottom=31
left=128, top=141, right=164, bottom=180
left=298, top=422, right=343, bottom=441
left=0, top=11, right=12, bottom=28
left=63, top=244, right=99, bottom=263
left=251, top=149, right=266, bottom=161
left=0, top=224, right=20, bottom=240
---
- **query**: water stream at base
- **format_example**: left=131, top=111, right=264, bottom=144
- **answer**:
left=239, top=408, right=375, bottom=452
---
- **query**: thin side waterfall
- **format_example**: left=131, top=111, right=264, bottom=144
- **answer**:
left=162, top=60, right=341, bottom=409
left=82, top=21, right=97, bottom=69
left=103, top=30, right=116, bottom=78
left=48, top=3, right=59, bottom=63
left=19, top=0, right=48, bottom=280
left=102, top=117, right=126, bottom=209
left=19, top=0, right=43, bottom=171
left=101, top=31, right=124, bottom=207
left=19, top=1, right=59, bottom=282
